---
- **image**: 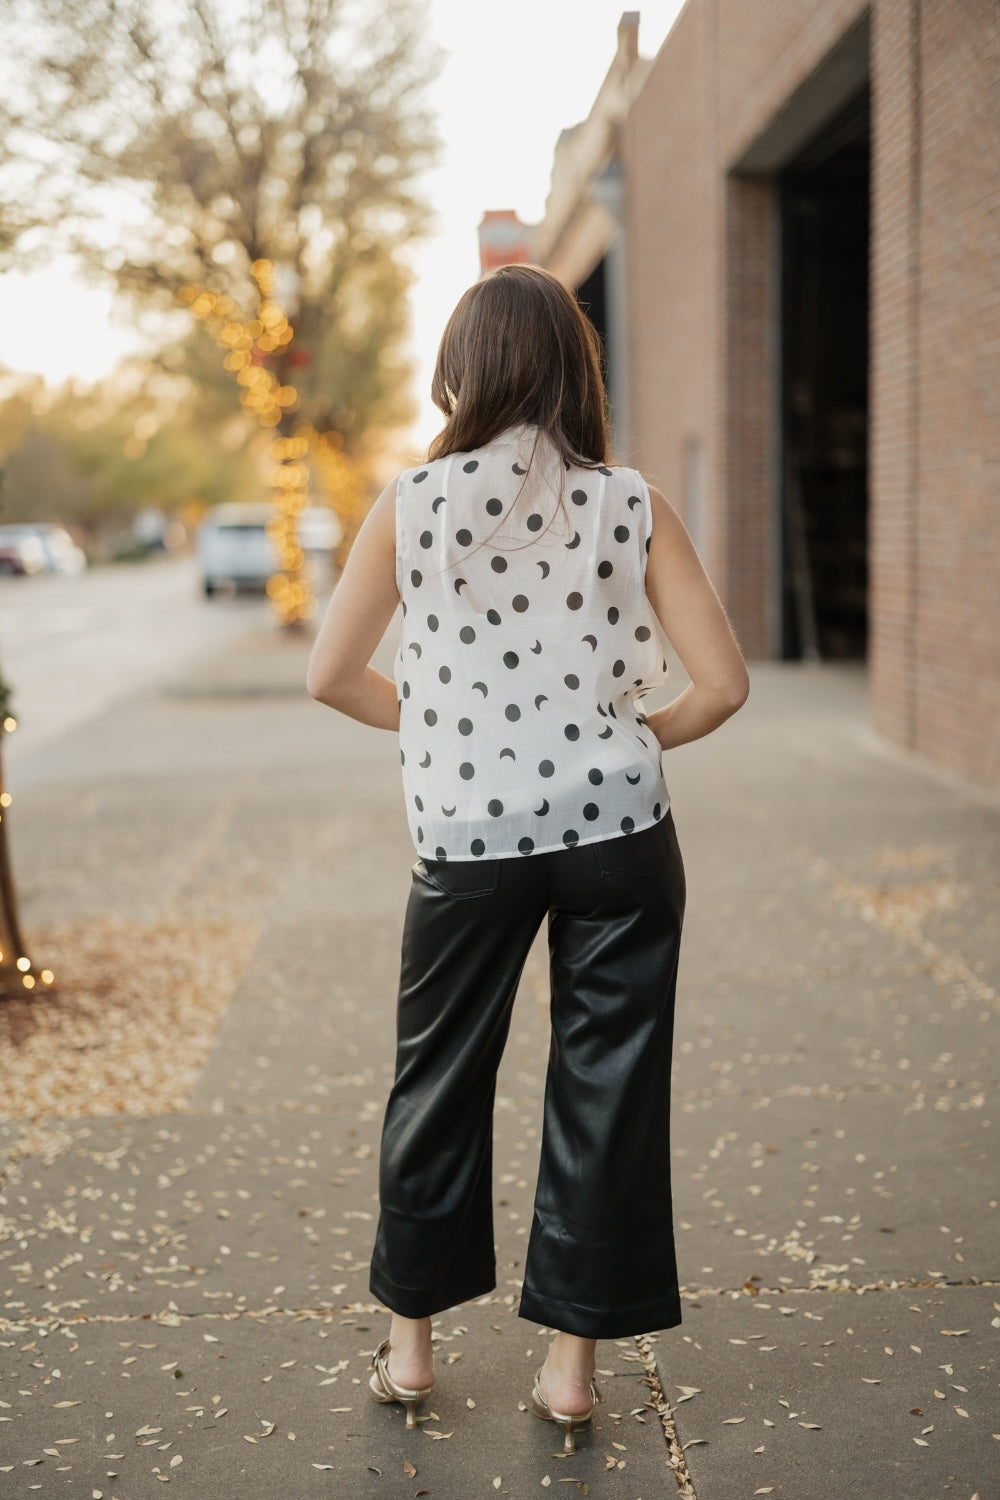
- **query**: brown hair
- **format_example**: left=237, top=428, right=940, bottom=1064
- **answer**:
left=427, top=264, right=610, bottom=467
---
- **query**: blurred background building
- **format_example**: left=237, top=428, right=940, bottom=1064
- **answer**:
left=481, top=3, right=999, bottom=791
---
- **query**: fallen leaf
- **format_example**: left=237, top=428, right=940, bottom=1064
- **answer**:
left=493, top=1479, right=501, bottom=1490
left=940, top=1329, right=970, bottom=1337
left=798, top=1422, right=822, bottom=1430
left=403, top=1460, right=416, bottom=1478
left=423, top=1430, right=454, bottom=1440
left=313, top=1463, right=336, bottom=1470
left=913, top=1438, right=930, bottom=1447
left=754, top=1490, right=774, bottom=1496
left=466, top=1398, right=476, bottom=1409
left=722, top=1417, right=746, bottom=1424
left=52, top=1401, right=81, bottom=1409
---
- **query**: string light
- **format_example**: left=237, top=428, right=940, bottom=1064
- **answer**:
left=179, top=262, right=312, bottom=625
left=0, top=710, right=54, bottom=995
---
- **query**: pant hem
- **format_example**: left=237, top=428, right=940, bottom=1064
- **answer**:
left=517, top=1284, right=682, bottom=1340
left=369, top=1263, right=497, bottom=1320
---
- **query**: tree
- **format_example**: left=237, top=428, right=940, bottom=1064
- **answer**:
left=1, top=0, right=439, bottom=606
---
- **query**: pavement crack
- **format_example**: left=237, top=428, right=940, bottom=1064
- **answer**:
left=634, top=1331, right=698, bottom=1497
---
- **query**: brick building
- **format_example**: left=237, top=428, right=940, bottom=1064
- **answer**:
left=490, top=5, right=1000, bottom=790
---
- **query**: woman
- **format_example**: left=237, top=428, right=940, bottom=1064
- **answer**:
left=306, top=264, right=749, bottom=1451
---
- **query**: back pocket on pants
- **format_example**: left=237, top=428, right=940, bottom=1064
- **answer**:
left=415, top=857, right=502, bottom=899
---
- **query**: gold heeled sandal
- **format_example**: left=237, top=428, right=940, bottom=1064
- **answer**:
left=369, top=1338, right=434, bottom=1430
left=530, top=1369, right=601, bottom=1453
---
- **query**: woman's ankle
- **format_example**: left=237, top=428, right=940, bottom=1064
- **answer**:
left=544, top=1331, right=597, bottom=1381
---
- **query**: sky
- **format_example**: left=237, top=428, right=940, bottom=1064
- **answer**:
left=0, top=1, right=687, bottom=448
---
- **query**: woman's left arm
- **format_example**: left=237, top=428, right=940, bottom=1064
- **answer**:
left=305, top=475, right=401, bottom=730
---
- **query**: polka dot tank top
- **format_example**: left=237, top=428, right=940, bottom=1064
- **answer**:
left=394, top=424, right=670, bottom=860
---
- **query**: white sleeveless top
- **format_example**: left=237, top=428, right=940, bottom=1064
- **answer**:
left=393, top=424, right=670, bottom=860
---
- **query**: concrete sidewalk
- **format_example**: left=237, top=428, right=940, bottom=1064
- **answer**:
left=1, top=614, right=996, bottom=1499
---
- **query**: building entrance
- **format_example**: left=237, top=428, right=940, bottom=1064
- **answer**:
left=779, top=89, right=870, bottom=660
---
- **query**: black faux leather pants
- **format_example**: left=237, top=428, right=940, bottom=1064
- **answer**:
left=369, top=810, right=686, bottom=1339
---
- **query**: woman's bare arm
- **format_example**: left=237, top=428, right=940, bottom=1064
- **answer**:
left=642, top=484, right=750, bottom=751
left=305, top=476, right=401, bottom=730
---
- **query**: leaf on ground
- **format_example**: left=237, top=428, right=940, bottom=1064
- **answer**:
left=403, top=1460, right=416, bottom=1478
left=423, top=1430, right=453, bottom=1440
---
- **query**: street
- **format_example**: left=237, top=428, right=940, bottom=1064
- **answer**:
left=0, top=555, right=275, bottom=778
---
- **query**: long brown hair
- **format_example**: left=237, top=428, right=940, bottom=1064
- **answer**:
left=427, top=264, right=610, bottom=467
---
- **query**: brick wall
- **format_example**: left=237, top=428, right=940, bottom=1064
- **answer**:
left=625, top=0, right=1000, bottom=787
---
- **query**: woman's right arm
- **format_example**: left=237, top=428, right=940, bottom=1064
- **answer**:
left=642, top=484, right=750, bottom=751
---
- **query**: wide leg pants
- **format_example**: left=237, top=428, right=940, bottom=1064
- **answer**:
left=369, top=810, right=686, bottom=1339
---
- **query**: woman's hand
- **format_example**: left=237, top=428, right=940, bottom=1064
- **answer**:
left=305, top=476, right=402, bottom=730
left=642, top=484, right=750, bottom=751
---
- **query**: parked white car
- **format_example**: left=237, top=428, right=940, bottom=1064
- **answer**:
left=0, top=523, right=86, bottom=575
left=197, top=502, right=342, bottom=596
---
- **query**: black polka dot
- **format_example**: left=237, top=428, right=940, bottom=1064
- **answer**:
left=400, top=749, right=406, bottom=764
left=614, top=525, right=630, bottom=542
left=518, top=836, right=534, bottom=854
left=571, top=489, right=588, bottom=505
left=419, top=530, right=433, bottom=549
left=612, top=659, right=625, bottom=677
left=424, top=708, right=437, bottom=726
left=562, top=829, right=580, bottom=847
left=435, top=845, right=447, bottom=859
left=539, top=759, right=554, bottom=777
left=439, top=665, right=451, bottom=683
left=503, top=651, right=519, bottom=669
left=414, top=795, right=424, bottom=811
left=653, top=802, right=662, bottom=819
left=567, top=592, right=583, bottom=610
left=512, top=594, right=529, bottom=611
left=428, top=614, right=439, bottom=631
left=487, top=609, right=502, bottom=625
left=608, top=607, right=620, bottom=624
left=597, top=561, right=613, bottom=579
left=456, top=527, right=472, bottom=546
left=635, top=625, right=651, bottom=641
left=417, top=825, right=424, bottom=841
left=459, top=762, right=475, bottom=779
left=588, top=768, right=603, bottom=785
left=505, top=703, right=521, bottom=721
left=460, top=625, right=476, bottom=644
left=458, top=717, right=473, bottom=735
left=564, top=673, right=579, bottom=689
left=410, top=569, right=422, bottom=586
left=621, top=816, right=635, bottom=833
left=583, top=803, right=600, bottom=821
left=463, top=460, right=479, bottom=473
left=413, top=470, right=428, bottom=483
left=646, top=536, right=651, bottom=553
left=527, top=513, right=543, bottom=531
left=491, top=555, right=507, bottom=572
left=470, top=838, right=485, bottom=855
left=486, top=497, right=503, bottom=515
left=598, top=465, right=612, bottom=476
left=402, top=681, right=411, bottom=698
left=488, top=798, right=504, bottom=817
left=564, top=723, right=580, bottom=741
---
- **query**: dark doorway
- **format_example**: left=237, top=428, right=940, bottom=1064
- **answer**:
left=779, top=89, right=870, bottom=660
